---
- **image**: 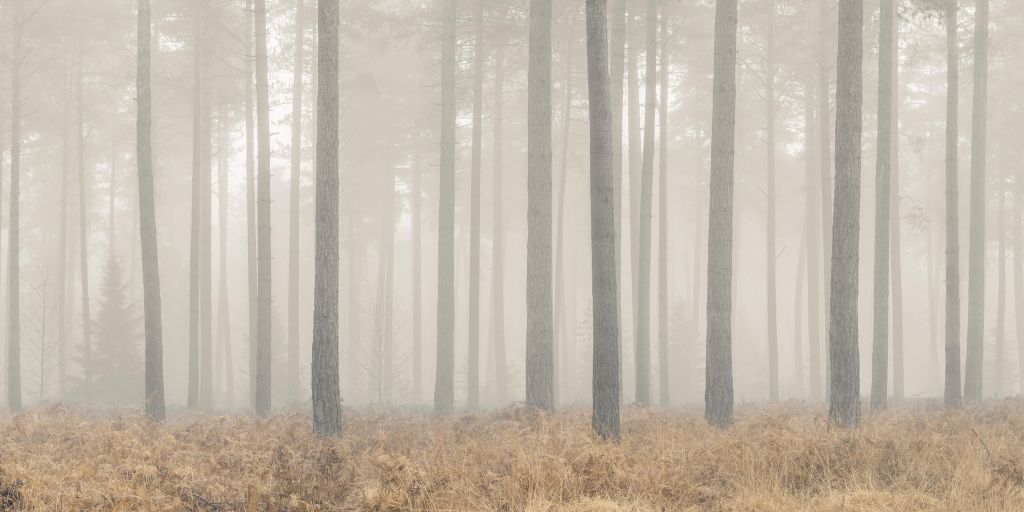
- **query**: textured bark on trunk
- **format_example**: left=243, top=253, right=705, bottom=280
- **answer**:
left=434, top=0, right=456, bottom=415
left=586, top=0, right=621, bottom=440
left=829, top=0, right=863, bottom=429
left=964, top=0, right=988, bottom=403
left=137, top=0, right=166, bottom=421
left=609, top=0, right=625, bottom=388
left=312, top=0, right=341, bottom=438
left=870, top=0, right=893, bottom=412
left=705, top=0, right=737, bottom=428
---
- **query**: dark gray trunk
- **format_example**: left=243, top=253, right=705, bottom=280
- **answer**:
left=828, top=0, right=863, bottom=429
left=586, top=0, right=620, bottom=441
left=964, top=0, right=987, bottom=403
left=870, top=0, right=893, bottom=411
left=705, top=0, right=737, bottom=428
left=137, top=0, right=166, bottom=421
left=944, top=0, right=961, bottom=408
left=434, top=0, right=456, bottom=415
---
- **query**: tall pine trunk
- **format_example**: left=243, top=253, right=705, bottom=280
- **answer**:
left=586, top=0, right=620, bottom=441
left=609, top=0, right=625, bottom=387
left=764, top=0, right=779, bottom=403
left=490, top=7, right=508, bottom=405
left=434, top=0, right=457, bottom=415
left=58, top=69, right=70, bottom=399
left=188, top=9, right=203, bottom=409
left=829, top=0, right=863, bottom=429
left=312, top=0, right=340, bottom=436
left=254, top=0, right=273, bottom=416
left=200, top=70, right=214, bottom=410
left=995, top=167, right=1005, bottom=396
left=944, top=0, right=961, bottom=408
left=288, top=0, right=304, bottom=405
left=467, top=0, right=484, bottom=411
left=137, top=0, right=166, bottom=421
left=6, top=15, right=22, bottom=414
left=244, top=0, right=258, bottom=411
left=635, top=0, right=656, bottom=406
left=657, top=9, right=669, bottom=408
left=77, top=44, right=93, bottom=403
left=816, top=0, right=833, bottom=402
left=964, top=0, right=988, bottom=403
left=217, top=107, right=234, bottom=404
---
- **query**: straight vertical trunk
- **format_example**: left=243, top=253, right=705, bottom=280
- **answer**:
left=657, top=9, right=669, bottom=408
left=526, top=0, right=554, bottom=411
left=245, top=0, right=258, bottom=411
left=312, top=0, right=341, bottom=436
left=870, top=0, right=894, bottom=411
left=964, top=0, right=988, bottom=403
left=609, top=0, right=625, bottom=386
left=412, top=160, right=423, bottom=403
left=586, top=0, right=621, bottom=441
left=200, top=73, right=214, bottom=410
left=254, top=0, right=273, bottom=416
left=137, top=0, right=166, bottom=421
left=434, top=0, right=457, bottom=415
left=944, top=0, right=961, bottom=408
left=77, top=44, right=93, bottom=403
left=6, top=17, right=22, bottom=414
left=188, top=10, right=203, bottom=409
left=217, top=107, right=234, bottom=404
left=635, top=0, right=656, bottom=406
left=626, top=5, right=641, bottom=386
left=288, top=0, right=304, bottom=405
left=802, top=18, right=820, bottom=403
left=705, top=0, right=738, bottom=428
left=829, top=0, right=863, bottom=429
left=109, top=144, right=116, bottom=264
left=995, top=167, right=1005, bottom=396
left=490, top=8, right=508, bottom=405
left=1015, top=156, right=1024, bottom=396
left=890, top=86, right=905, bottom=401
left=764, top=1, right=779, bottom=403
left=816, top=0, right=833, bottom=402
left=554, top=10, right=576, bottom=406
left=794, top=226, right=807, bottom=398
left=58, top=70, right=70, bottom=400
left=467, top=0, right=484, bottom=411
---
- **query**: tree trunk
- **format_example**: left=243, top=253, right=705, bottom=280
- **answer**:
left=526, top=0, right=554, bottom=411
left=609, top=0, right=625, bottom=393
left=244, top=0, right=258, bottom=411
left=995, top=167, right=1005, bottom=397
left=657, top=9, right=669, bottom=408
left=490, top=7, right=508, bottom=405
left=586, top=0, right=620, bottom=441
left=890, top=78, right=905, bottom=402
left=634, top=0, right=656, bottom=406
left=870, top=0, right=893, bottom=412
left=944, top=0, right=961, bottom=408
left=312, top=0, right=340, bottom=436
left=764, top=0, right=779, bottom=403
left=58, top=69, right=70, bottom=400
left=200, top=70, right=214, bottom=410
left=217, top=106, right=234, bottom=405
left=77, top=44, right=93, bottom=403
left=288, top=0, right=304, bottom=406
left=188, top=9, right=203, bottom=409
left=802, top=16, right=819, bottom=402
left=816, top=0, right=833, bottom=402
left=137, top=0, right=166, bottom=421
left=829, top=0, right=863, bottom=429
left=467, top=0, right=484, bottom=411
left=964, top=0, right=988, bottom=403
left=705, top=0, right=737, bottom=428
left=434, top=0, right=456, bottom=415
left=412, top=158, right=423, bottom=404
left=254, top=0, right=273, bottom=416
left=1015, top=150, right=1024, bottom=396
left=626, top=5, right=641, bottom=392
left=6, top=16, right=22, bottom=414
left=554, top=9, right=577, bottom=406
left=794, top=225, right=807, bottom=398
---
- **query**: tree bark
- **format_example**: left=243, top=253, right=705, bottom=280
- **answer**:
left=434, top=0, right=456, bottom=415
left=635, top=0, right=656, bottom=406
left=58, top=67, right=70, bottom=400
left=468, top=0, right=484, bottom=411
left=794, top=225, right=807, bottom=398
left=244, top=0, right=258, bottom=411
left=870, top=0, right=893, bottom=412
left=526, top=0, right=554, bottom=411
left=829, top=0, right=863, bottom=429
left=254, top=0, right=273, bottom=416
left=995, top=167, right=1005, bottom=396
left=944, top=0, right=961, bottom=408
left=137, top=0, right=166, bottom=421
left=6, top=15, right=22, bottom=414
left=964, top=0, right=988, bottom=403
left=188, top=7, right=203, bottom=409
left=312, top=0, right=340, bottom=437
left=490, top=6, right=508, bottom=405
left=288, top=0, right=304, bottom=406
left=586, top=0, right=620, bottom=441
left=764, top=0, right=779, bottom=403
left=705, top=0, right=737, bottom=428
left=609, top=0, right=625, bottom=392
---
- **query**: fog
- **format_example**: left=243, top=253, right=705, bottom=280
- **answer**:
left=0, top=0, right=1016, bottom=420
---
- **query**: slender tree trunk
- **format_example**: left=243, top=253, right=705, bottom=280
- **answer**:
left=200, top=70, right=214, bottom=410
left=288, top=0, right=304, bottom=406
left=890, top=80, right=905, bottom=402
left=109, top=142, right=116, bottom=264
left=794, top=226, right=807, bottom=398
left=490, top=8, right=508, bottom=405
left=944, top=0, right=961, bottom=408
left=77, top=44, right=93, bottom=403
left=383, top=170, right=395, bottom=403
left=434, top=0, right=457, bottom=415
left=312, top=0, right=340, bottom=436
left=626, top=5, right=641, bottom=389
left=254, top=0, right=273, bottom=416
left=817, top=0, right=833, bottom=402
left=138, top=0, right=166, bottom=421
left=188, top=9, right=203, bottom=409
left=964, top=0, right=988, bottom=403
left=802, top=18, right=820, bottom=403
left=217, top=106, right=234, bottom=405
left=244, top=0, right=258, bottom=411
left=526, top=0, right=554, bottom=411
left=870, top=0, right=894, bottom=411
left=412, top=159, right=423, bottom=403
left=6, top=17, right=22, bottom=414
left=554, top=10, right=577, bottom=406
left=995, top=167, right=1005, bottom=397
left=58, top=69, right=70, bottom=400
left=829, top=0, right=863, bottom=429
left=657, top=9, right=669, bottom=408
left=586, top=0, right=620, bottom=441
left=467, top=0, right=485, bottom=411
left=609, top=0, right=625, bottom=394
left=634, top=0, right=656, bottom=406
left=1015, top=152, right=1024, bottom=396
left=705, top=0, right=737, bottom=428
left=764, top=1, right=779, bottom=403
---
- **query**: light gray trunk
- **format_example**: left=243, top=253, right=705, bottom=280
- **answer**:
left=890, top=79, right=904, bottom=402
left=288, top=0, right=304, bottom=406
left=816, top=0, right=833, bottom=402
left=828, top=0, right=863, bottom=429
left=764, top=1, right=779, bottom=403
left=200, top=69, right=213, bottom=410
left=964, top=0, right=987, bottom=403
left=626, top=5, right=641, bottom=391
left=1015, top=149, right=1024, bottom=396
left=188, top=8, right=203, bottom=409
left=586, top=0, right=620, bottom=440
left=6, top=15, right=22, bottom=414
left=995, top=167, right=1005, bottom=397
left=58, top=69, right=70, bottom=400
left=217, top=106, right=234, bottom=405
left=554, top=10, right=577, bottom=406
left=635, top=0, right=656, bottom=406
left=705, top=0, right=737, bottom=428
left=802, top=11, right=819, bottom=402
left=657, top=9, right=669, bottom=408
left=137, top=0, right=166, bottom=421
left=434, top=0, right=456, bottom=415
left=312, top=0, right=341, bottom=437
left=244, top=0, right=258, bottom=411
left=254, top=0, right=273, bottom=416
left=490, top=8, right=508, bottom=405
left=944, top=0, right=961, bottom=407
left=794, top=226, right=807, bottom=398
left=412, top=159, right=423, bottom=403
left=609, top=0, right=625, bottom=393
left=77, top=44, right=93, bottom=403
left=468, top=0, right=484, bottom=411
left=870, top=0, right=893, bottom=411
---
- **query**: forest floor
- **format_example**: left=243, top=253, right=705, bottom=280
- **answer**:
left=0, top=401, right=1021, bottom=511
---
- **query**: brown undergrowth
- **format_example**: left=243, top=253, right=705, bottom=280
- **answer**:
left=0, top=400, right=1022, bottom=511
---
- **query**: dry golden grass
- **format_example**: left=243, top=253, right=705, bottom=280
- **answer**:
left=0, top=401, right=1021, bottom=511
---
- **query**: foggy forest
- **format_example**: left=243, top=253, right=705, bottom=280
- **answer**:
left=0, top=0, right=1021, bottom=509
